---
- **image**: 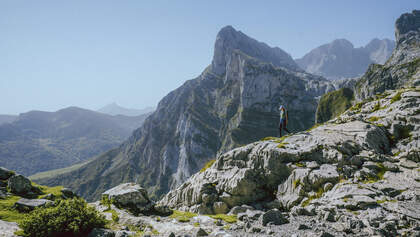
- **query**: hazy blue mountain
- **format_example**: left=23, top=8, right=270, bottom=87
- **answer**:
left=0, top=106, right=149, bottom=176
left=98, top=102, right=154, bottom=116
left=0, top=115, right=18, bottom=125
left=296, top=38, right=395, bottom=80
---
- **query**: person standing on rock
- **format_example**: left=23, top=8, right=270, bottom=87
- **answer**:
left=279, top=105, right=290, bottom=137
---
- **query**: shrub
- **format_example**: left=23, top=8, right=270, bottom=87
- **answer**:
left=18, top=198, right=107, bottom=237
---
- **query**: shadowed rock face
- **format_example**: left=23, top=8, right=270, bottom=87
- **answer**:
left=355, top=10, right=420, bottom=101
left=37, top=26, right=336, bottom=201
left=296, top=38, right=395, bottom=80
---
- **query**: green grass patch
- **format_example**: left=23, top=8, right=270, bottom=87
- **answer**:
left=346, top=209, right=360, bottom=215
left=277, top=142, right=289, bottom=149
left=350, top=102, right=364, bottom=112
left=169, top=210, right=197, bottom=223
left=0, top=195, right=24, bottom=222
left=207, top=214, right=237, bottom=223
left=200, top=159, right=216, bottom=173
left=295, top=162, right=305, bottom=168
left=391, top=91, right=402, bottom=103
left=368, top=116, right=380, bottom=122
left=33, top=184, right=64, bottom=199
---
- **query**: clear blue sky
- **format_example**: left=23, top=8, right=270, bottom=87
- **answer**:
left=0, top=1, right=418, bottom=114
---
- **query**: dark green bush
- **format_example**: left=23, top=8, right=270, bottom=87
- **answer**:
left=18, top=198, right=107, bottom=237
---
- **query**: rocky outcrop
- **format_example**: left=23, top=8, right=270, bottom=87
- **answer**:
left=296, top=38, right=395, bottom=80
left=39, top=25, right=336, bottom=201
left=159, top=86, right=420, bottom=236
left=355, top=10, right=420, bottom=100
left=102, top=183, right=154, bottom=215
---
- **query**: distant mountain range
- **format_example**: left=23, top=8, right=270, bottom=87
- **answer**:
left=0, top=115, right=18, bottom=125
left=0, top=106, right=149, bottom=176
left=296, top=38, right=395, bottom=80
left=98, top=102, right=154, bottom=116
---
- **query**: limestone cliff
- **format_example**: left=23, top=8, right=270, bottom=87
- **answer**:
left=159, top=86, right=420, bottom=236
left=37, top=26, right=334, bottom=201
left=355, top=10, right=420, bottom=100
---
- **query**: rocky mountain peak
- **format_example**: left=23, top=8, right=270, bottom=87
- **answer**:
left=211, top=25, right=299, bottom=75
left=395, top=10, right=420, bottom=44
left=330, top=38, right=354, bottom=49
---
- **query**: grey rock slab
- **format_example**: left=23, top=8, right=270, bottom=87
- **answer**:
left=0, top=220, right=20, bottom=237
left=308, top=164, right=339, bottom=189
left=14, top=198, right=53, bottom=212
left=382, top=201, right=420, bottom=220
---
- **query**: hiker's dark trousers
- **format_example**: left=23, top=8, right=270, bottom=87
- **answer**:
left=279, top=119, right=290, bottom=137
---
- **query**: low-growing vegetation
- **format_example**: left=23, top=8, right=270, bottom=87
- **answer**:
left=390, top=91, right=402, bottom=103
left=368, top=116, right=380, bottom=122
left=169, top=210, right=197, bottom=222
left=0, top=195, right=23, bottom=222
left=315, top=88, right=354, bottom=123
left=302, top=187, right=324, bottom=207
left=17, top=198, right=107, bottom=237
left=207, top=214, right=237, bottom=223
left=200, top=159, right=216, bottom=173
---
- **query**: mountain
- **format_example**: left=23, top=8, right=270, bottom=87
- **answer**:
left=0, top=107, right=149, bottom=176
left=98, top=102, right=154, bottom=116
left=0, top=115, right=17, bottom=125
left=159, top=86, right=420, bottom=236
left=296, top=38, right=395, bottom=80
left=157, top=11, right=420, bottom=236
left=355, top=10, right=420, bottom=100
left=36, top=25, right=337, bottom=201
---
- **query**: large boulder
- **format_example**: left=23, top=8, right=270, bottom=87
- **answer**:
left=258, top=209, right=289, bottom=226
left=102, top=183, right=154, bottom=215
left=0, top=167, right=14, bottom=180
left=14, top=198, right=53, bottom=212
left=7, top=175, right=33, bottom=195
left=61, top=188, right=77, bottom=199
